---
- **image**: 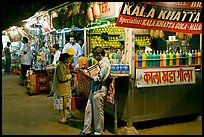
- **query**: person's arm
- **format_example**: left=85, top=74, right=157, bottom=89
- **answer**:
left=77, top=44, right=83, bottom=57
left=97, top=62, right=110, bottom=82
left=56, top=64, right=72, bottom=83
left=83, top=69, right=93, bottom=79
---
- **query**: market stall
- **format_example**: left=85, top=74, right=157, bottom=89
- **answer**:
left=104, top=2, right=202, bottom=134
left=75, top=2, right=202, bottom=135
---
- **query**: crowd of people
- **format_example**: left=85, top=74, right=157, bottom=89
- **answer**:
left=4, top=36, right=111, bottom=135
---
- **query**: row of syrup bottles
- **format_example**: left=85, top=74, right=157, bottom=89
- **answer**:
left=135, top=49, right=201, bottom=68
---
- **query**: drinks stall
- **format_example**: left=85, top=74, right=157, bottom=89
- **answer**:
left=102, top=2, right=202, bottom=134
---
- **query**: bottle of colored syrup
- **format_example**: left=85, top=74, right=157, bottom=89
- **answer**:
left=138, top=52, right=142, bottom=67
left=198, top=49, right=201, bottom=65
left=194, top=50, right=198, bottom=65
left=166, top=50, right=170, bottom=66
left=153, top=50, right=157, bottom=67
left=169, top=51, right=173, bottom=66
left=163, top=50, right=166, bottom=67
left=179, top=50, right=183, bottom=65
left=185, top=51, right=189, bottom=65
left=149, top=51, right=153, bottom=67
left=160, top=50, right=163, bottom=67
left=142, top=52, right=146, bottom=68
left=135, top=52, right=138, bottom=68
left=156, top=50, right=160, bottom=67
left=172, top=51, right=176, bottom=66
left=182, top=51, right=186, bottom=65
left=191, top=50, right=195, bottom=65
left=188, top=50, right=192, bottom=65
left=146, top=51, right=150, bottom=68
left=176, top=50, right=180, bottom=66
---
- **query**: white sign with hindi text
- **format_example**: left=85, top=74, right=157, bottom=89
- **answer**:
left=135, top=67, right=196, bottom=88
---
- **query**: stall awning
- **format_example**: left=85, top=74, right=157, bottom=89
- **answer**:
left=116, top=2, right=202, bottom=34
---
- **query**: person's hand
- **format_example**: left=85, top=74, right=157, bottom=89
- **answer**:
left=66, top=64, right=70, bottom=73
left=83, top=69, right=92, bottom=78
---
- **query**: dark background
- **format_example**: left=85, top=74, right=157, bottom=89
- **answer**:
left=2, top=1, right=66, bottom=31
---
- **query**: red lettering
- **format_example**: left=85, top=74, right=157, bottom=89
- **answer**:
left=101, top=2, right=110, bottom=14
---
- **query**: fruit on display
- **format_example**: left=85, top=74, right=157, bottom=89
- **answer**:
left=135, top=36, right=151, bottom=47
left=90, top=35, right=122, bottom=48
left=90, top=22, right=124, bottom=49
left=91, top=23, right=124, bottom=34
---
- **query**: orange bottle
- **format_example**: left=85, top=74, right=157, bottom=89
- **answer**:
left=160, top=50, right=163, bottom=67
left=198, top=50, right=201, bottom=65
left=142, top=52, right=146, bottom=68
left=176, top=51, right=180, bottom=66
left=135, top=52, right=138, bottom=68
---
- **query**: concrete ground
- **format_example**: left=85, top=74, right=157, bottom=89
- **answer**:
left=2, top=72, right=202, bottom=135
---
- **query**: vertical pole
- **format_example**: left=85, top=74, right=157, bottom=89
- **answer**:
left=84, top=27, right=87, bottom=57
left=113, top=77, right=118, bottom=135
left=200, top=34, right=202, bottom=53
left=62, top=32, right=65, bottom=49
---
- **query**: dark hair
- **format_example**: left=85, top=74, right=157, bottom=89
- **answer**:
left=7, top=42, right=11, bottom=45
left=23, top=37, right=28, bottom=43
left=59, top=53, right=72, bottom=62
left=53, top=44, right=59, bottom=50
left=92, top=46, right=105, bottom=56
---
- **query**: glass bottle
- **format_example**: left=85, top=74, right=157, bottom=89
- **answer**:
left=153, top=50, right=157, bottom=67
left=156, top=50, right=160, bottom=67
left=146, top=51, right=150, bottom=68
left=149, top=51, right=153, bottom=67
left=160, top=50, right=163, bottom=67
left=163, top=50, right=166, bottom=67
left=191, top=50, right=195, bottom=65
left=142, top=52, right=146, bottom=68
left=172, top=51, right=176, bottom=66
left=166, top=50, right=170, bottom=66
left=188, top=50, right=192, bottom=65
left=176, top=50, right=180, bottom=66
left=194, top=50, right=198, bottom=65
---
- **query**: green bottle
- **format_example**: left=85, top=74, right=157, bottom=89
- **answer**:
left=166, top=50, right=170, bottom=66
left=146, top=51, right=150, bottom=67
left=185, top=51, right=189, bottom=65
left=172, top=51, right=176, bottom=66
left=153, top=50, right=157, bottom=67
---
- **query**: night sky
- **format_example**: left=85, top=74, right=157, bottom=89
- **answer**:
left=2, top=1, right=66, bottom=31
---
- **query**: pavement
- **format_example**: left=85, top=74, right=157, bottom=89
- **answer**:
left=2, top=71, right=202, bottom=135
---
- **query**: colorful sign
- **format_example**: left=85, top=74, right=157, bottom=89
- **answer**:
left=98, top=2, right=123, bottom=20
left=116, top=2, right=202, bottom=34
left=135, top=67, right=196, bottom=88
